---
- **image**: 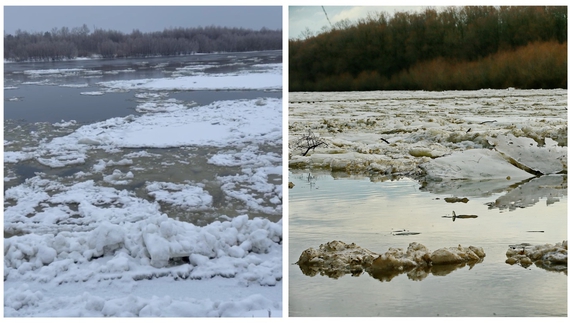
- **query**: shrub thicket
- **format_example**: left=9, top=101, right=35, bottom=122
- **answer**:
left=290, top=6, right=567, bottom=91
left=390, top=41, right=567, bottom=90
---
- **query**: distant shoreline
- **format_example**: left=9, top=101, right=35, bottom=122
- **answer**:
left=5, top=26, right=282, bottom=62
left=4, top=49, right=283, bottom=64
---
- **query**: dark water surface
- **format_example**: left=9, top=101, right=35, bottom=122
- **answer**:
left=289, top=172, right=567, bottom=317
left=4, top=85, right=137, bottom=123
left=4, top=51, right=282, bottom=123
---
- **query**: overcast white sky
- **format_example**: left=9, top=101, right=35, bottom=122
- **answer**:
left=3, top=6, right=282, bottom=35
left=288, top=2, right=569, bottom=40
left=4, top=2, right=568, bottom=38
left=289, top=6, right=428, bottom=39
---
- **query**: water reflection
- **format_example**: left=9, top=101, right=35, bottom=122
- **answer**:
left=298, top=257, right=484, bottom=282
left=292, top=169, right=568, bottom=213
left=419, top=174, right=566, bottom=211
left=487, top=174, right=567, bottom=211
left=369, top=260, right=483, bottom=282
left=290, top=169, right=567, bottom=316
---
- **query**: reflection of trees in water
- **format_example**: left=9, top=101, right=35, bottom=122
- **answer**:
left=290, top=170, right=405, bottom=190
left=291, top=172, right=322, bottom=190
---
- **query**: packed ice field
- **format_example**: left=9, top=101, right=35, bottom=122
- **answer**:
left=289, top=89, right=566, bottom=175
left=4, top=60, right=283, bottom=316
left=289, top=89, right=567, bottom=205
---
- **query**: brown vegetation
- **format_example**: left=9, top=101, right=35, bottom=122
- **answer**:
left=290, top=6, right=567, bottom=91
left=393, top=41, right=567, bottom=90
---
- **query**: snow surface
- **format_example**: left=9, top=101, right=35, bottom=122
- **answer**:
left=80, top=91, right=104, bottom=96
left=61, top=83, right=89, bottom=88
left=4, top=60, right=283, bottom=317
left=98, top=62, right=281, bottom=91
left=146, top=181, right=213, bottom=210
left=23, top=68, right=84, bottom=77
left=5, top=98, right=282, bottom=169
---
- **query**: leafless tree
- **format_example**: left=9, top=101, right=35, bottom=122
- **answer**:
left=4, top=25, right=282, bottom=61
left=294, top=129, right=328, bottom=156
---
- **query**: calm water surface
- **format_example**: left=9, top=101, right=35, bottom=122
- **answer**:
left=4, top=51, right=282, bottom=123
left=289, top=171, right=567, bottom=317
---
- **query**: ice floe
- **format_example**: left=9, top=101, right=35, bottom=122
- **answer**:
left=135, top=99, right=193, bottom=113
left=296, top=240, right=485, bottom=281
left=22, top=80, right=55, bottom=86
left=8, top=98, right=281, bottom=169
left=80, top=91, right=104, bottom=96
left=146, top=181, right=213, bottom=210
left=4, top=151, right=35, bottom=164
left=419, top=148, right=534, bottom=181
left=23, top=68, right=85, bottom=77
left=98, top=68, right=281, bottom=91
left=102, top=169, right=134, bottom=185
left=60, top=83, right=89, bottom=88
left=488, top=134, right=566, bottom=175
left=216, top=165, right=282, bottom=216
left=103, top=68, right=135, bottom=75
left=53, top=120, right=78, bottom=128
left=505, top=241, right=567, bottom=273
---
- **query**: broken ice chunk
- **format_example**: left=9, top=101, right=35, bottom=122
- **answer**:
left=489, top=134, right=566, bottom=175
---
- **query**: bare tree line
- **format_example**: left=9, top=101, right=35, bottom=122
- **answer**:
left=4, top=24, right=282, bottom=61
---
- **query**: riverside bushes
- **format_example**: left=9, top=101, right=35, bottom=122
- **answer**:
left=392, top=41, right=567, bottom=90
left=290, top=6, right=567, bottom=91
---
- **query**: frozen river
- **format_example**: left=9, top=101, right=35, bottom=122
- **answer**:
left=4, top=51, right=283, bottom=317
left=288, top=89, right=567, bottom=317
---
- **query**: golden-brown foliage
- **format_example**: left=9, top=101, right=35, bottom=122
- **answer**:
left=290, top=6, right=568, bottom=91
left=395, top=41, right=567, bottom=90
